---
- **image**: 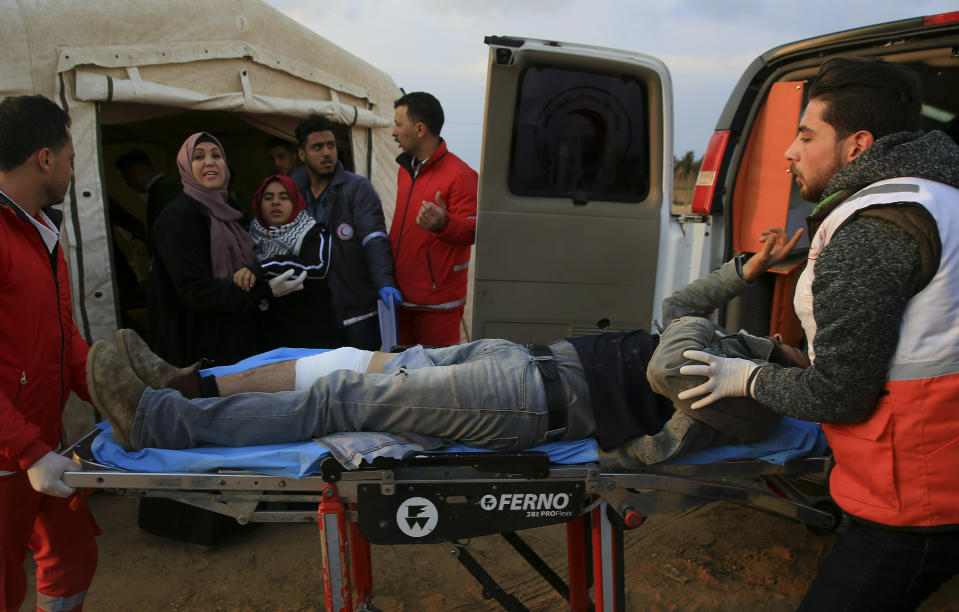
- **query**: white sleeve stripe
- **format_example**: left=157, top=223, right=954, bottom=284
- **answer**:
left=362, top=231, right=388, bottom=246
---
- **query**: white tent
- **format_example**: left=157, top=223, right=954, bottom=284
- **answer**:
left=1, top=0, right=403, bottom=343
left=1, top=0, right=404, bottom=437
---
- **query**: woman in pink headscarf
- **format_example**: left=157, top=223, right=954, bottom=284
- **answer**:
left=147, top=132, right=276, bottom=368
left=233, top=174, right=339, bottom=350
left=143, top=132, right=290, bottom=546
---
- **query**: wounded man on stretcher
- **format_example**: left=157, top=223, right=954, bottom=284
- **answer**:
left=87, top=228, right=808, bottom=469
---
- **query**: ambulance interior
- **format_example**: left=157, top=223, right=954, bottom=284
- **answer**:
left=719, top=46, right=959, bottom=349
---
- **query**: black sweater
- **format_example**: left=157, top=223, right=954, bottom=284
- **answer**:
left=147, top=193, right=263, bottom=367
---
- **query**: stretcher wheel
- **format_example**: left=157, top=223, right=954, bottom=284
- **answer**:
left=606, top=504, right=644, bottom=530
left=805, top=499, right=843, bottom=535
left=623, top=509, right=644, bottom=528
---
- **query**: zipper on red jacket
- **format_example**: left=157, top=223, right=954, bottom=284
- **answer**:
left=426, top=252, right=437, bottom=289
left=4, top=200, right=69, bottom=410
left=55, top=250, right=67, bottom=411
left=45, top=227, right=68, bottom=411
left=393, top=148, right=446, bottom=261
left=15, top=371, right=26, bottom=405
left=393, top=176, right=417, bottom=261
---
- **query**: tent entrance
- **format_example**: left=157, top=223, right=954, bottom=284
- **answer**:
left=99, top=105, right=355, bottom=334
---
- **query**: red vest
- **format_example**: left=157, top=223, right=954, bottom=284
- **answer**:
left=798, top=178, right=959, bottom=527
left=823, top=374, right=959, bottom=527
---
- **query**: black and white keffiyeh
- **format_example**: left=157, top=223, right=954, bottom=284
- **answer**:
left=249, top=210, right=316, bottom=260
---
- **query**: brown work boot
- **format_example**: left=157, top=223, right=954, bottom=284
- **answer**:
left=115, top=328, right=202, bottom=389
left=86, top=340, right=144, bottom=451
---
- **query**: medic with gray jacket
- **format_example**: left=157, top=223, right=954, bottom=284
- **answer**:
left=0, top=95, right=98, bottom=612
left=679, top=57, right=959, bottom=611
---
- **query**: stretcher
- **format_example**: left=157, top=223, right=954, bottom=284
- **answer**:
left=62, top=418, right=837, bottom=612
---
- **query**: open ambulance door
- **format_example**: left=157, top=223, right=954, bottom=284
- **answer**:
left=471, top=36, right=672, bottom=344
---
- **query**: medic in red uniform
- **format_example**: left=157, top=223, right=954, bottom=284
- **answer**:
left=0, top=95, right=98, bottom=612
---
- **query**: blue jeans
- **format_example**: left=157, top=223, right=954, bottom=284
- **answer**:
left=797, top=519, right=959, bottom=611
left=130, top=339, right=594, bottom=451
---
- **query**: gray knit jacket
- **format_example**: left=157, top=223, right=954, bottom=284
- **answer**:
left=753, top=130, right=959, bottom=423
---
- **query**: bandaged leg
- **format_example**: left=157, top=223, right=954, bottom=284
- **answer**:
left=293, top=348, right=375, bottom=390
left=168, top=348, right=385, bottom=397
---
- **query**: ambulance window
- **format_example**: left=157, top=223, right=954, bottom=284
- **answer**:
left=509, top=65, right=649, bottom=203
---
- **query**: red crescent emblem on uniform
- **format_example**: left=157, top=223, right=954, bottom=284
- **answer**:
left=336, top=223, right=354, bottom=240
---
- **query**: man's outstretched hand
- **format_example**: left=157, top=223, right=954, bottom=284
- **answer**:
left=678, top=350, right=759, bottom=409
left=742, top=227, right=804, bottom=282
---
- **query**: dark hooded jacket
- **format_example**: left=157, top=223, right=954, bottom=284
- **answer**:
left=247, top=174, right=339, bottom=350
left=292, top=162, right=396, bottom=325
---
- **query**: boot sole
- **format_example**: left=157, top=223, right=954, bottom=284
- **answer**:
left=86, top=340, right=134, bottom=450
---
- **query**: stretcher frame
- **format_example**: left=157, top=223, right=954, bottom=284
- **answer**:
left=62, top=429, right=837, bottom=611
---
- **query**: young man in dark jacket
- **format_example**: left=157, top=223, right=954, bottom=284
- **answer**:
left=0, top=94, right=99, bottom=612
left=679, top=57, right=959, bottom=611
left=292, top=114, right=400, bottom=350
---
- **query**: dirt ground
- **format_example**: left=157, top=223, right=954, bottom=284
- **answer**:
left=20, top=492, right=959, bottom=611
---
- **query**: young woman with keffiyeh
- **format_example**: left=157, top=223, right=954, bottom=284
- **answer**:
left=234, top=174, right=339, bottom=351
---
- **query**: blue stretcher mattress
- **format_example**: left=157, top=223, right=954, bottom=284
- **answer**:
left=90, top=417, right=827, bottom=480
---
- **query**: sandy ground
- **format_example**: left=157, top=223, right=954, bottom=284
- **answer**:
left=20, top=492, right=959, bottom=611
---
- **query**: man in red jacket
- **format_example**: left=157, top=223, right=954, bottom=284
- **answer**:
left=0, top=95, right=98, bottom=612
left=390, top=92, right=478, bottom=346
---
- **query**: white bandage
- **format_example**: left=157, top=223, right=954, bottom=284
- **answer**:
left=294, top=348, right=374, bottom=390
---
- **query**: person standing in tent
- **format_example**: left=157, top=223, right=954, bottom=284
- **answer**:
left=142, top=131, right=306, bottom=545
left=0, top=94, right=99, bottom=612
left=113, top=148, right=180, bottom=255
left=265, top=137, right=300, bottom=177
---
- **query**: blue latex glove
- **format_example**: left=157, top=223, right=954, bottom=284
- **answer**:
left=378, top=286, right=402, bottom=307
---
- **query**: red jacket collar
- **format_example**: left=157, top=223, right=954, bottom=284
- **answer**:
left=396, top=138, right=449, bottom=176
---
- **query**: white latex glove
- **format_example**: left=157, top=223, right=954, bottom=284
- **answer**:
left=268, top=269, right=307, bottom=297
left=26, top=451, right=77, bottom=498
left=677, top=350, right=759, bottom=409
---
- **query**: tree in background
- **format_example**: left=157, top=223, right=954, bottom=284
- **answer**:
left=674, top=151, right=701, bottom=179
left=672, top=151, right=702, bottom=210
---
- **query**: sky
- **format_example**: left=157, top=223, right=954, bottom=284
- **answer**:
left=264, top=0, right=957, bottom=169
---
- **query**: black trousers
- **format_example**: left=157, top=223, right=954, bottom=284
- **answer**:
left=797, top=518, right=959, bottom=612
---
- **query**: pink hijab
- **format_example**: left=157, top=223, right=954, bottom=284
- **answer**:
left=176, top=132, right=254, bottom=279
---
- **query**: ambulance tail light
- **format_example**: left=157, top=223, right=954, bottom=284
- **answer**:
left=690, top=130, right=730, bottom=215
left=922, top=11, right=959, bottom=26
